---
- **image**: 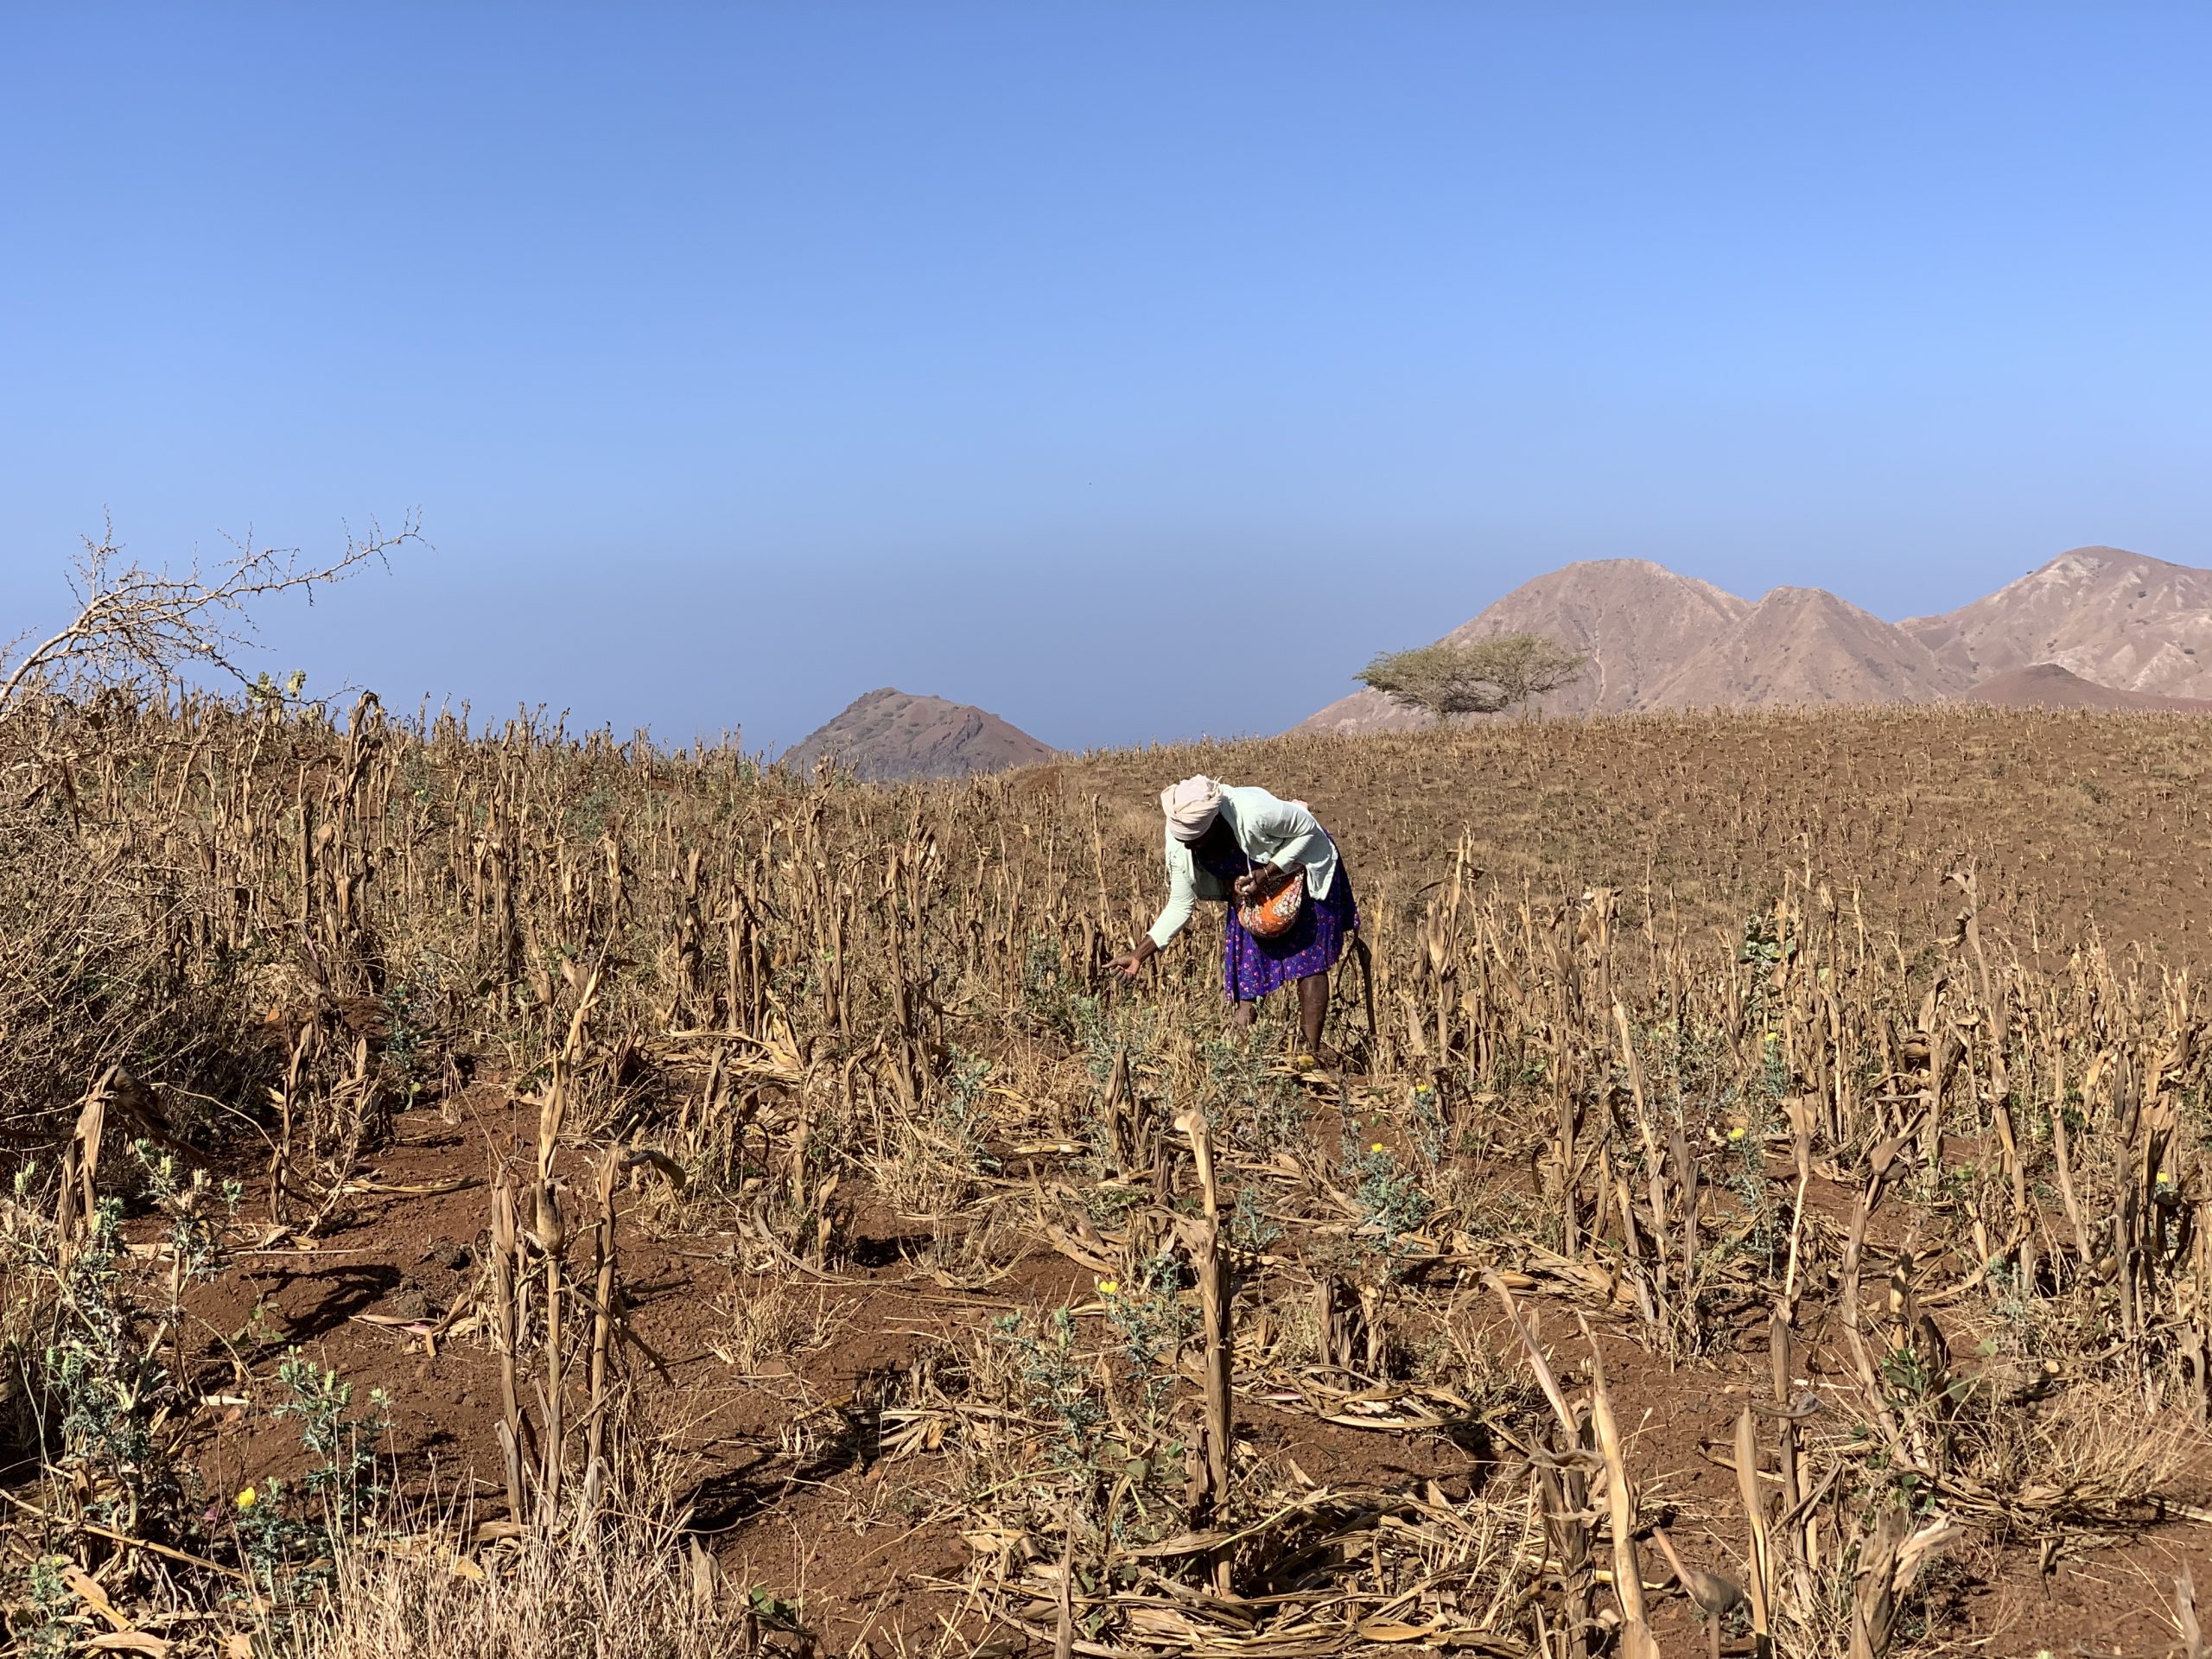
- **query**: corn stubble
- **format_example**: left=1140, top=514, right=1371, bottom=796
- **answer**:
left=4, top=695, right=2212, bottom=1656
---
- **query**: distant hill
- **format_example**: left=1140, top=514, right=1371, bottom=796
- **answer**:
left=1642, top=587, right=1967, bottom=709
left=1297, top=544, right=2212, bottom=730
left=1963, top=663, right=2212, bottom=713
left=782, top=689, right=1054, bottom=783
left=1297, top=559, right=1749, bottom=734
left=1904, top=546, right=2212, bottom=699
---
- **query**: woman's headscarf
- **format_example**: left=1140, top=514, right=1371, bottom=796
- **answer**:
left=1160, top=775, right=1223, bottom=843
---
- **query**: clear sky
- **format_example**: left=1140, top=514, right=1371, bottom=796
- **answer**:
left=3, top=5, right=2209, bottom=752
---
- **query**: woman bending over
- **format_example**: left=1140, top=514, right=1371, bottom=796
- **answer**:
left=1109, top=775, right=1357, bottom=1061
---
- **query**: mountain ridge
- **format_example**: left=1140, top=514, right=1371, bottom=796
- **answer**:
left=1641, top=585, right=1967, bottom=709
left=1901, top=545, right=2212, bottom=698
left=1298, top=545, right=2212, bottom=731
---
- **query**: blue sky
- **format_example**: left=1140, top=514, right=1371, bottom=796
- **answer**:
left=3, top=5, right=2209, bottom=751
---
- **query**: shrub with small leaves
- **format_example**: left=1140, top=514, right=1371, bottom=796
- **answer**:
left=1341, top=1129, right=1433, bottom=1268
left=235, top=1356, right=392, bottom=1599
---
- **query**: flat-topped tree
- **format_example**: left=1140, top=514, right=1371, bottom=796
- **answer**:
left=1356, top=632, right=1587, bottom=723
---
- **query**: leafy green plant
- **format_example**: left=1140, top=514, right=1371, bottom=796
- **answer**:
left=1020, top=931, right=1093, bottom=1040
left=35, top=1195, right=188, bottom=1534
left=379, top=953, right=450, bottom=1108
left=1100, top=1249, right=1192, bottom=1417
left=234, top=1354, right=391, bottom=1598
left=1341, top=1128, right=1433, bottom=1268
left=1229, top=1185, right=1281, bottom=1255
left=994, top=1269, right=1197, bottom=1552
left=747, top=1586, right=804, bottom=1630
left=1203, top=1025, right=1304, bottom=1156
left=993, top=1306, right=1103, bottom=1471
left=274, top=1354, right=391, bottom=1526
left=134, top=1141, right=242, bottom=1292
left=12, top=1555, right=73, bottom=1657
left=937, top=1047, right=996, bottom=1171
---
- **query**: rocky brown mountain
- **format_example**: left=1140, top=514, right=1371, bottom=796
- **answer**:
left=1641, top=586, right=1967, bottom=709
left=1903, top=546, right=2212, bottom=699
left=782, top=689, right=1054, bottom=783
left=1297, top=543, right=2212, bottom=730
left=1296, top=558, right=1750, bottom=734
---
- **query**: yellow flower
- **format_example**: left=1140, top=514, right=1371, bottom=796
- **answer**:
left=1096, top=1280, right=1119, bottom=1298
left=1727, top=1127, right=1747, bottom=1143
left=1370, top=1142, right=1387, bottom=1154
left=236, top=1486, right=258, bottom=1510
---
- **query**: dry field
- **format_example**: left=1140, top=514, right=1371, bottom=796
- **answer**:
left=7, top=697, right=2212, bottom=1657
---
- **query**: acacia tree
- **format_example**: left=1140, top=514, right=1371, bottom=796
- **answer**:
left=0, top=513, right=420, bottom=717
left=1356, top=631, right=1587, bottom=723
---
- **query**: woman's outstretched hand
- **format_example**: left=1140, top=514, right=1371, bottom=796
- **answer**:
left=1109, top=938, right=1158, bottom=979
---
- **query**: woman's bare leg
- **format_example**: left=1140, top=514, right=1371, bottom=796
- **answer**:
left=1296, top=973, right=1327, bottom=1055
left=1226, top=986, right=1322, bottom=1052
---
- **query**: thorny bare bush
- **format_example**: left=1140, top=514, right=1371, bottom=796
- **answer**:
left=0, top=515, right=420, bottom=712
left=10, top=697, right=2212, bottom=1652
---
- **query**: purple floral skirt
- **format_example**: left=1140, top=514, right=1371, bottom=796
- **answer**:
left=1197, top=843, right=1358, bottom=1002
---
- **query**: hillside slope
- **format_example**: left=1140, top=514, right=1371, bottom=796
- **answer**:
left=1964, top=663, right=2212, bottom=713
left=1904, top=545, right=2212, bottom=698
left=781, top=688, right=1054, bottom=782
left=1643, top=586, right=1968, bottom=709
left=1298, top=558, right=1750, bottom=734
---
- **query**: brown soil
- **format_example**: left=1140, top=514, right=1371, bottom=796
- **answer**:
left=152, top=1077, right=2212, bottom=1659
left=35, top=703, right=2212, bottom=1656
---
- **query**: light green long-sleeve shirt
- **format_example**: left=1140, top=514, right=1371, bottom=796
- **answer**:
left=1146, top=784, right=1340, bottom=950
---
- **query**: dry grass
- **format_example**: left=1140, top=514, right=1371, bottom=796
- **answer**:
left=8, top=695, right=2212, bottom=1655
left=283, top=1513, right=758, bottom=1659
left=708, top=1277, right=850, bottom=1377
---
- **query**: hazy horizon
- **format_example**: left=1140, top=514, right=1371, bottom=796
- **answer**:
left=6, top=6, right=2209, bottom=751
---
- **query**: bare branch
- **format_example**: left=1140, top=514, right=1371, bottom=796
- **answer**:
left=0, top=512, right=421, bottom=715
